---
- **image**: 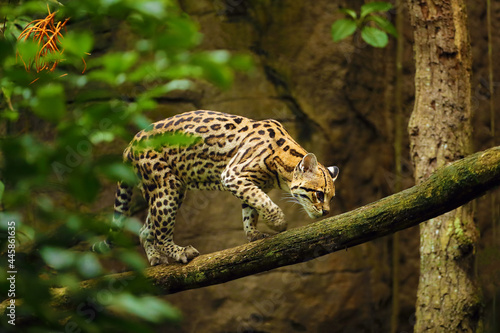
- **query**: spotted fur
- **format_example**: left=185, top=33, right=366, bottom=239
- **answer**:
left=109, top=110, right=339, bottom=266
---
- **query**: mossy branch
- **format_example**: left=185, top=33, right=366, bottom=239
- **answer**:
left=3, top=146, right=500, bottom=313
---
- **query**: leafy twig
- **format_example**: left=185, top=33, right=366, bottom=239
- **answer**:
left=331, top=2, right=397, bottom=48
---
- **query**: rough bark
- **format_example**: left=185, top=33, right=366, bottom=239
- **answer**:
left=406, top=0, right=482, bottom=331
left=1, top=146, right=499, bottom=314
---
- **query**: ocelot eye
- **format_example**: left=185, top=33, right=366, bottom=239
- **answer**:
left=315, top=191, right=324, bottom=202
left=298, top=194, right=309, bottom=200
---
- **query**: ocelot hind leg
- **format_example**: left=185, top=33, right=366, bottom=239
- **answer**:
left=139, top=212, right=168, bottom=265
left=149, top=173, right=199, bottom=264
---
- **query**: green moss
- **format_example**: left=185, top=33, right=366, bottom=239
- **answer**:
left=183, top=271, right=207, bottom=285
left=453, top=215, right=465, bottom=239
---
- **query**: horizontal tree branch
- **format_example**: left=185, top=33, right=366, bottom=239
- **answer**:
left=3, top=146, right=500, bottom=313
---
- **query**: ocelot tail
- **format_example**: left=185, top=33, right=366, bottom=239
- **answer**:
left=93, top=110, right=339, bottom=266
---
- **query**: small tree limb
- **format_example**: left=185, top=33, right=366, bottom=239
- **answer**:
left=3, top=146, right=500, bottom=313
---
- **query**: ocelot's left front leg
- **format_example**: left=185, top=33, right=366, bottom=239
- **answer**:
left=222, top=170, right=287, bottom=235
left=242, top=203, right=271, bottom=241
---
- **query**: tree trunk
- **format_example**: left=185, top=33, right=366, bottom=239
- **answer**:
left=406, top=0, right=482, bottom=331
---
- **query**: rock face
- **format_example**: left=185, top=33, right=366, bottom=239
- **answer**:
left=141, top=1, right=414, bottom=332
left=97, top=0, right=499, bottom=332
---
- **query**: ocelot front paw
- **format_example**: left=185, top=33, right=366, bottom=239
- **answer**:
left=246, top=230, right=271, bottom=242
left=263, top=207, right=287, bottom=232
left=146, top=245, right=170, bottom=266
left=149, top=254, right=170, bottom=266
left=172, top=245, right=200, bottom=264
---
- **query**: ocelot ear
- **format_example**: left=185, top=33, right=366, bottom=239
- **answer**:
left=327, top=166, right=339, bottom=181
left=298, top=153, right=318, bottom=173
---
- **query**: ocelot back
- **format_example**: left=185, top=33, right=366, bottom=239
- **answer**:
left=101, top=110, right=339, bottom=266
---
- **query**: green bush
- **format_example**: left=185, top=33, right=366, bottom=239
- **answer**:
left=0, top=0, right=251, bottom=331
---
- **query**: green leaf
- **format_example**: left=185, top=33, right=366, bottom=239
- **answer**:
left=191, top=52, right=235, bottom=89
left=61, top=31, right=94, bottom=57
left=15, top=39, right=39, bottom=67
left=100, top=163, right=138, bottom=185
left=0, top=39, right=14, bottom=65
left=360, top=2, right=393, bottom=19
left=89, top=131, right=115, bottom=144
left=119, top=250, right=148, bottom=270
left=164, top=79, right=192, bottom=91
left=33, top=83, right=66, bottom=122
left=47, top=0, right=64, bottom=6
left=0, top=180, right=4, bottom=202
left=368, top=15, right=398, bottom=37
left=123, top=217, right=142, bottom=234
left=155, top=17, right=202, bottom=51
left=361, top=26, right=389, bottom=48
left=1, top=84, right=13, bottom=100
left=109, top=294, right=182, bottom=323
left=1, top=84, right=18, bottom=121
left=2, top=17, right=30, bottom=42
left=100, top=52, right=139, bottom=74
left=0, top=213, right=22, bottom=231
left=331, top=19, right=357, bottom=42
left=229, top=54, right=254, bottom=71
left=131, top=1, right=166, bottom=20
left=203, top=63, right=234, bottom=89
left=206, top=50, right=231, bottom=64
left=41, top=247, right=75, bottom=269
left=339, top=8, right=357, bottom=20
left=139, top=79, right=192, bottom=100
left=77, top=252, right=103, bottom=278
left=136, top=97, right=157, bottom=111
left=87, top=70, right=120, bottom=85
left=132, top=113, right=152, bottom=130
left=67, top=168, right=101, bottom=203
left=133, top=131, right=202, bottom=153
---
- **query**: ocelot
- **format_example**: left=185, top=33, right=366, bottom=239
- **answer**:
left=95, top=110, right=339, bottom=266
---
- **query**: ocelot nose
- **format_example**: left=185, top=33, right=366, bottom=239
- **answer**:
left=322, top=209, right=329, bottom=216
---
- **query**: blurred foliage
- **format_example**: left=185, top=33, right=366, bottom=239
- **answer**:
left=331, top=1, right=397, bottom=48
left=0, top=0, right=251, bottom=331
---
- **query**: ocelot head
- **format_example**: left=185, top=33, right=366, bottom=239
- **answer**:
left=290, top=153, right=339, bottom=218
